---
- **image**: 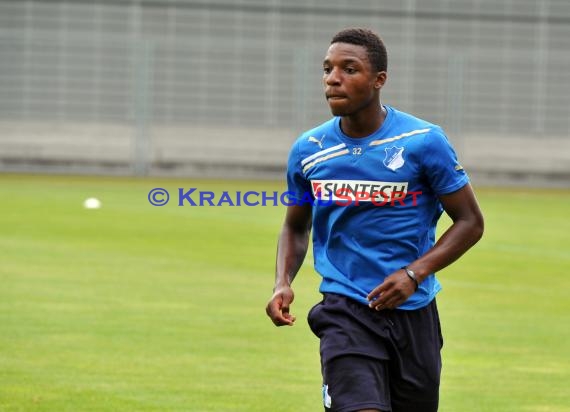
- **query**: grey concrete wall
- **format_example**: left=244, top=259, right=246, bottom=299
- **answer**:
left=1, top=122, right=568, bottom=187
left=0, top=0, right=569, bottom=186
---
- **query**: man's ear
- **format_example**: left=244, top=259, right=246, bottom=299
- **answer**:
left=374, top=71, right=387, bottom=89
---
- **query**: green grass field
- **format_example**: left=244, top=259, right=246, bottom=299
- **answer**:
left=1, top=174, right=569, bottom=411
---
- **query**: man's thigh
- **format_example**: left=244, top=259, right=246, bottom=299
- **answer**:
left=388, top=300, right=443, bottom=412
left=322, top=355, right=390, bottom=412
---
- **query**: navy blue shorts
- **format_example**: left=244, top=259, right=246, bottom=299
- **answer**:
left=307, top=293, right=443, bottom=412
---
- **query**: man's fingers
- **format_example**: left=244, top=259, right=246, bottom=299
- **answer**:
left=368, top=273, right=414, bottom=310
left=273, top=312, right=296, bottom=326
left=266, top=300, right=284, bottom=321
left=367, top=284, right=386, bottom=302
left=367, top=282, right=391, bottom=307
left=369, top=290, right=392, bottom=310
left=369, top=282, right=412, bottom=310
left=276, top=304, right=296, bottom=325
left=266, top=298, right=296, bottom=326
left=282, top=312, right=297, bottom=324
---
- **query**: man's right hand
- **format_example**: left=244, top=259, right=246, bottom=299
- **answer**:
left=266, top=285, right=296, bottom=326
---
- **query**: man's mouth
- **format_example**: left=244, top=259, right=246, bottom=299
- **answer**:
left=327, top=95, right=347, bottom=100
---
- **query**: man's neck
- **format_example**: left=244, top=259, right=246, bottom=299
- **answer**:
left=340, top=103, right=386, bottom=139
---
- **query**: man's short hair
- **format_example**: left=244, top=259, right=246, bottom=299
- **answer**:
left=331, top=28, right=387, bottom=72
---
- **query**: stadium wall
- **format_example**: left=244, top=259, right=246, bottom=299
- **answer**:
left=0, top=0, right=569, bottom=186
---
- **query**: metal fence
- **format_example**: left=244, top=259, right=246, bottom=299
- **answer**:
left=1, top=0, right=569, bottom=184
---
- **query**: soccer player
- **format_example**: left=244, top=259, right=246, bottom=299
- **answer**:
left=265, top=28, right=484, bottom=412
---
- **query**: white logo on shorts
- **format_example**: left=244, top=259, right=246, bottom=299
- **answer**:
left=322, top=384, right=332, bottom=408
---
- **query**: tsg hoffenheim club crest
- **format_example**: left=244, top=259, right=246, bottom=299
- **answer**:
left=383, top=146, right=405, bottom=171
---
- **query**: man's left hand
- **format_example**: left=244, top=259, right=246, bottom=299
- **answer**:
left=367, top=269, right=417, bottom=310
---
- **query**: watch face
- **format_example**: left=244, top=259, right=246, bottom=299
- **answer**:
left=404, top=268, right=418, bottom=290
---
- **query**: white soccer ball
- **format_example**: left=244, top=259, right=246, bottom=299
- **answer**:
left=83, top=197, right=102, bottom=209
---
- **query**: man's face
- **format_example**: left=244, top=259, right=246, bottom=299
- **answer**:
left=323, top=42, right=384, bottom=117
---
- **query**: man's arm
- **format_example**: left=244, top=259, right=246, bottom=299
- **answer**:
left=266, top=203, right=312, bottom=326
left=368, top=183, right=484, bottom=310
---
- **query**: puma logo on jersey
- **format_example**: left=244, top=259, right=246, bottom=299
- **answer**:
left=308, top=135, right=326, bottom=149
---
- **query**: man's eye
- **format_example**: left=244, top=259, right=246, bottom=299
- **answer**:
left=323, top=67, right=331, bottom=74
left=345, top=67, right=356, bottom=74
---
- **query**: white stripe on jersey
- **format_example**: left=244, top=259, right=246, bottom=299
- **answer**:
left=369, top=128, right=431, bottom=146
left=302, top=149, right=350, bottom=174
left=301, top=143, right=347, bottom=166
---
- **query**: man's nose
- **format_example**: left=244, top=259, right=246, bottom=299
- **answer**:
left=325, top=68, right=341, bottom=85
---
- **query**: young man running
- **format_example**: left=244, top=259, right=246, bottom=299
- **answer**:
left=266, top=28, right=484, bottom=412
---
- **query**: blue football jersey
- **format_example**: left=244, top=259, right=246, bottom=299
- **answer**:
left=287, top=105, right=469, bottom=310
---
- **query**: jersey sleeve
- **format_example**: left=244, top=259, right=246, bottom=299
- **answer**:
left=286, top=140, right=312, bottom=202
left=422, top=127, right=469, bottom=195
